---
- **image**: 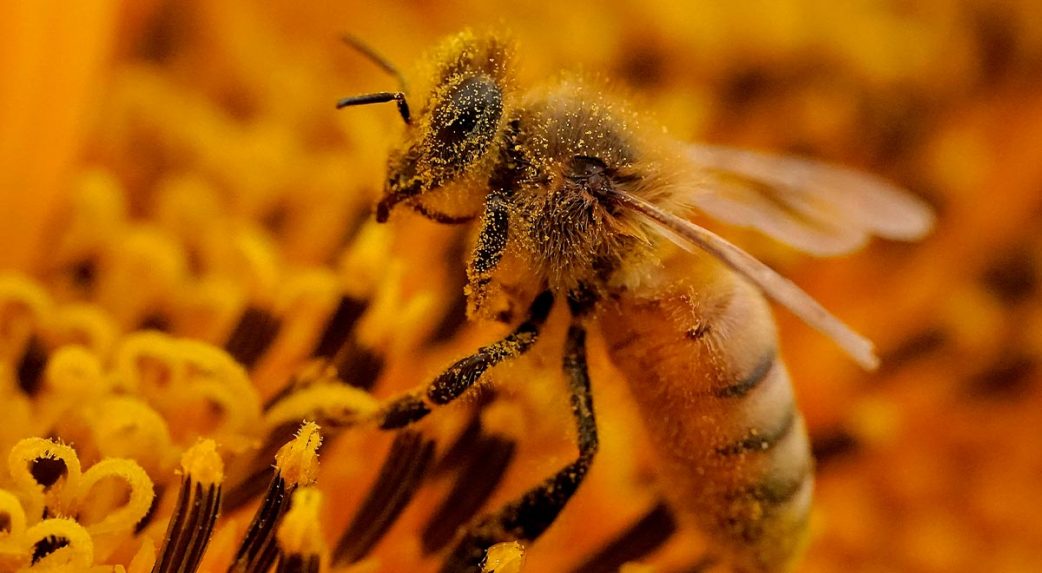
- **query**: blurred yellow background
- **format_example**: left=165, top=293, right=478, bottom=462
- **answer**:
left=2, top=1, right=1042, bottom=572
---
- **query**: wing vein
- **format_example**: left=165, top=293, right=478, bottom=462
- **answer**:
left=683, top=144, right=935, bottom=254
left=613, top=190, right=879, bottom=370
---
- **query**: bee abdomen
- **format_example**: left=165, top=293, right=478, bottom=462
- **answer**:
left=708, top=348, right=814, bottom=571
left=713, top=350, right=777, bottom=398
left=714, top=398, right=796, bottom=456
left=601, top=270, right=813, bottom=572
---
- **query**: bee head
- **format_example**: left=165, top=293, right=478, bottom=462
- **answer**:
left=338, top=31, right=514, bottom=222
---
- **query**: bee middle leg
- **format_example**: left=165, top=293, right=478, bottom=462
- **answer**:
left=439, top=318, right=599, bottom=572
left=318, top=289, right=551, bottom=566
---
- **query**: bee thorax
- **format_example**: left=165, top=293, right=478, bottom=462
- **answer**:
left=518, top=156, right=641, bottom=293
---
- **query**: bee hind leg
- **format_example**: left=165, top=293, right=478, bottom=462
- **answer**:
left=439, top=319, right=599, bottom=573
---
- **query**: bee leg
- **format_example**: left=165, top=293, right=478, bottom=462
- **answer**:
left=466, top=188, right=510, bottom=315
left=373, top=290, right=554, bottom=430
left=439, top=319, right=598, bottom=572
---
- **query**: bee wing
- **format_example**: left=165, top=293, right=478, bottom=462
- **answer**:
left=613, top=190, right=879, bottom=370
left=683, top=144, right=935, bottom=256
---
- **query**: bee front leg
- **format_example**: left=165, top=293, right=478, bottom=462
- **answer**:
left=466, top=188, right=511, bottom=318
left=373, top=290, right=554, bottom=430
left=440, top=317, right=599, bottom=573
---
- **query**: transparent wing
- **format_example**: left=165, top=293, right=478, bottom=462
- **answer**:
left=683, top=144, right=935, bottom=256
left=613, top=190, right=879, bottom=370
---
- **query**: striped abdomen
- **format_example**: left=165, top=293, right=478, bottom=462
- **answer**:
left=600, top=260, right=813, bottom=573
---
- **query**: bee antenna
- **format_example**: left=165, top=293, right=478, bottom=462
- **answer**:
left=335, top=91, right=411, bottom=125
left=338, top=35, right=411, bottom=124
left=341, top=34, right=408, bottom=93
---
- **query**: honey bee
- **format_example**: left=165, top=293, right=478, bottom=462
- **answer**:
left=336, top=30, right=933, bottom=573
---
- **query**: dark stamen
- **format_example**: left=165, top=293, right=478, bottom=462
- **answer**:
left=228, top=423, right=321, bottom=573
left=333, top=430, right=434, bottom=564
left=222, top=422, right=298, bottom=512
left=312, top=296, right=368, bottom=360
left=228, top=476, right=288, bottom=573
left=31, top=535, right=70, bottom=565
left=224, top=306, right=282, bottom=369
left=152, top=442, right=224, bottom=573
left=275, top=555, right=320, bottom=573
left=422, top=433, right=516, bottom=553
left=135, top=484, right=164, bottom=534
left=572, top=502, right=677, bottom=573
left=16, top=335, right=48, bottom=395
left=30, top=457, right=67, bottom=489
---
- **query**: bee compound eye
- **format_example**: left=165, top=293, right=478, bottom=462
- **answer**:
left=432, top=75, right=503, bottom=149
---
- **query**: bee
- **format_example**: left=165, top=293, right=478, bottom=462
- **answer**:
left=335, top=30, right=933, bottom=573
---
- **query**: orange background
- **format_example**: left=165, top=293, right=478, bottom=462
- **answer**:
left=3, top=1, right=1042, bottom=572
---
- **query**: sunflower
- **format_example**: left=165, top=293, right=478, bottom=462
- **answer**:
left=3, top=2, right=1042, bottom=573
